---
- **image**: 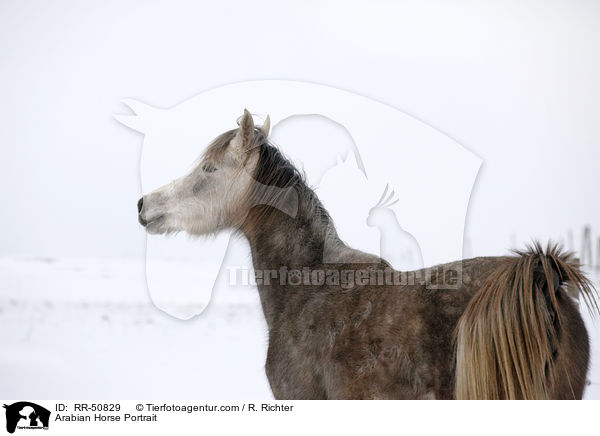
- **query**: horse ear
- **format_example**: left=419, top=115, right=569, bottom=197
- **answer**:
left=235, top=109, right=255, bottom=149
left=261, top=115, right=271, bottom=136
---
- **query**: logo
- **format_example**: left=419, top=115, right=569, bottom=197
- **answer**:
left=115, top=80, right=481, bottom=319
left=3, top=402, right=50, bottom=434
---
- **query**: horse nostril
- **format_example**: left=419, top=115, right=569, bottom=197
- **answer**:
left=137, top=197, right=144, bottom=213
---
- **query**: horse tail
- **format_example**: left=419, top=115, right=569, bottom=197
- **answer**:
left=454, top=242, right=597, bottom=399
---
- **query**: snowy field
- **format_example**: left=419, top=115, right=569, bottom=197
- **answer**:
left=0, top=256, right=598, bottom=400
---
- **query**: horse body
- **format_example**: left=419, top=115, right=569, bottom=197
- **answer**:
left=262, top=260, right=589, bottom=399
left=246, top=185, right=589, bottom=399
left=257, top=257, right=491, bottom=399
left=137, top=110, right=596, bottom=399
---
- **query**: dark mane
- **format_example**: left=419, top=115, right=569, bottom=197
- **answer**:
left=240, top=129, right=333, bottom=236
left=253, top=137, right=304, bottom=189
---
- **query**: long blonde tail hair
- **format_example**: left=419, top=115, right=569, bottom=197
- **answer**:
left=454, top=243, right=597, bottom=399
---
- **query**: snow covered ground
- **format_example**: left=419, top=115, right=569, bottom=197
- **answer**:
left=0, top=257, right=270, bottom=399
left=0, top=257, right=598, bottom=399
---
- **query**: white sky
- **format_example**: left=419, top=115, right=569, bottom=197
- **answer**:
left=0, top=0, right=599, bottom=259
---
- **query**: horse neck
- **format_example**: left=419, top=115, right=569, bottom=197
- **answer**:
left=241, top=184, right=337, bottom=326
left=245, top=184, right=335, bottom=268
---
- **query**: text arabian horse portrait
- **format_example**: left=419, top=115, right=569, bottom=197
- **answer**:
left=137, top=109, right=598, bottom=399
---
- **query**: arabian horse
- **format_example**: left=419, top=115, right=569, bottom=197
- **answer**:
left=137, top=109, right=597, bottom=399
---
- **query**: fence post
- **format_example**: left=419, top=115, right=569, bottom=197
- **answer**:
left=596, top=236, right=600, bottom=272
left=581, top=225, right=592, bottom=267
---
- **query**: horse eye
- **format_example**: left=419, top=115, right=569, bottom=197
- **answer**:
left=202, top=163, right=217, bottom=173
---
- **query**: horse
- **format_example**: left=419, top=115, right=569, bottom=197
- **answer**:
left=137, top=109, right=598, bottom=399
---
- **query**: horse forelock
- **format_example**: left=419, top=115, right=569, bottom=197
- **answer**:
left=201, top=129, right=237, bottom=163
